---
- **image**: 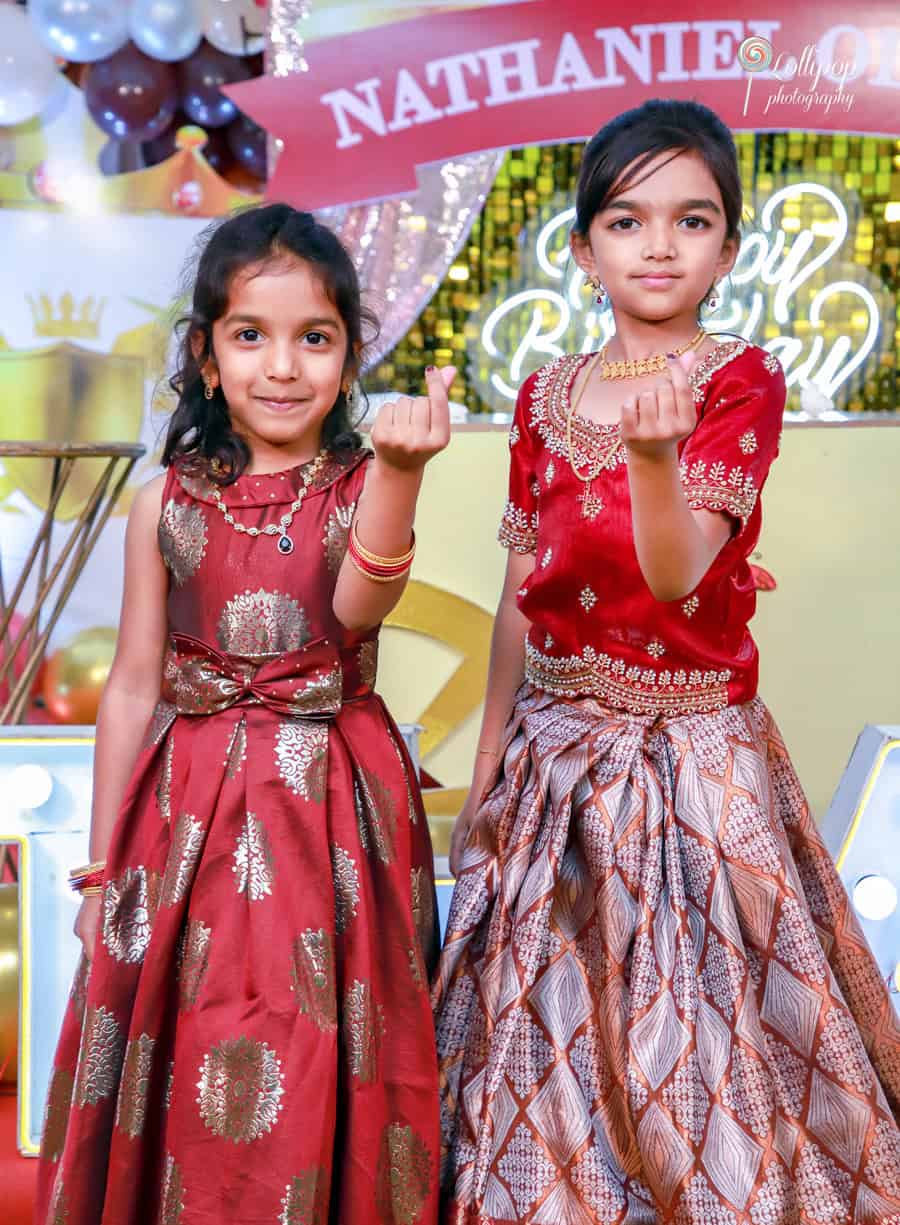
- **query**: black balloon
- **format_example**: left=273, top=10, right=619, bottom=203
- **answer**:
left=85, top=43, right=177, bottom=142
left=178, top=40, right=251, bottom=129
left=227, top=114, right=267, bottom=179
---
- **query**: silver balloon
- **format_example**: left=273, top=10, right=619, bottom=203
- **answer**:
left=29, top=0, right=131, bottom=65
left=204, top=0, right=265, bottom=57
left=131, top=0, right=204, bottom=63
left=0, top=5, right=61, bottom=127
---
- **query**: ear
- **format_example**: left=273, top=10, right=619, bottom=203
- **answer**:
left=714, top=234, right=739, bottom=282
left=569, top=229, right=599, bottom=281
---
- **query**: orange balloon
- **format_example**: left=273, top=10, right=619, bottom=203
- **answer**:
left=42, top=627, right=117, bottom=724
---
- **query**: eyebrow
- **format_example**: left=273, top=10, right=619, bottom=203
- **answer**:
left=605, top=197, right=722, bottom=214
left=222, top=313, right=341, bottom=329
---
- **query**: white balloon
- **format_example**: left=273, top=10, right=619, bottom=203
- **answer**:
left=30, top=0, right=131, bottom=65
left=131, top=0, right=204, bottom=63
left=203, top=0, right=265, bottom=57
left=0, top=6, right=61, bottom=127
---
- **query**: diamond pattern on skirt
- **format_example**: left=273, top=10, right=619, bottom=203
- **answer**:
left=434, top=686, right=900, bottom=1224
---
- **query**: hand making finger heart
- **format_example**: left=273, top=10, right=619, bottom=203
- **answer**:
left=620, top=350, right=698, bottom=460
left=370, top=365, right=455, bottom=472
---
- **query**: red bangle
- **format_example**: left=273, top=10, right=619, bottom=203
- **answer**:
left=347, top=523, right=415, bottom=582
left=69, top=869, right=104, bottom=894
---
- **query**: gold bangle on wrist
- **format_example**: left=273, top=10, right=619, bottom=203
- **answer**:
left=351, top=520, right=416, bottom=567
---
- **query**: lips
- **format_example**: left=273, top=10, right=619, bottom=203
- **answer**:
left=256, top=396, right=303, bottom=410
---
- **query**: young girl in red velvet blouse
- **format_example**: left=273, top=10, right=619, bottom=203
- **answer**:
left=433, top=100, right=900, bottom=1225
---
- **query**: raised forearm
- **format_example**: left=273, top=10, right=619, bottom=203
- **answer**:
left=332, top=459, right=420, bottom=631
left=627, top=450, right=719, bottom=601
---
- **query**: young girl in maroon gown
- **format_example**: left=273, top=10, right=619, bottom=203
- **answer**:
left=36, top=204, right=450, bottom=1224
left=434, top=101, right=900, bottom=1223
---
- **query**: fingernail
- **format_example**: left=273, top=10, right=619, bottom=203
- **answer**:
left=426, top=365, right=435, bottom=373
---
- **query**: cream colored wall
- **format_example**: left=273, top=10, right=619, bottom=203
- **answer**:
left=376, top=423, right=900, bottom=852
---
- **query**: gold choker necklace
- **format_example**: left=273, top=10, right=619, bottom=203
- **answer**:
left=598, top=328, right=705, bottom=380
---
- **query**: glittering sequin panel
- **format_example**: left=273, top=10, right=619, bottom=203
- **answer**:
left=196, top=1036, right=285, bottom=1144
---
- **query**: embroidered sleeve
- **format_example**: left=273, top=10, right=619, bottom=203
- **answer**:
left=498, top=375, right=541, bottom=554
left=680, top=349, right=786, bottom=531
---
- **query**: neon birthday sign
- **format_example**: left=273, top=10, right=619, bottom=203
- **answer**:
left=471, top=180, right=891, bottom=413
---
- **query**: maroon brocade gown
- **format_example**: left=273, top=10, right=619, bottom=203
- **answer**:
left=35, top=451, right=441, bottom=1225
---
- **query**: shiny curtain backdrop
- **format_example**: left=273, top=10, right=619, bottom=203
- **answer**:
left=267, top=0, right=505, bottom=367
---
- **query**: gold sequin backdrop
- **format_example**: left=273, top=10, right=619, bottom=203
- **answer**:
left=369, top=134, right=900, bottom=414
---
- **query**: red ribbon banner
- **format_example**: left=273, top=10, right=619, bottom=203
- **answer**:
left=225, top=0, right=900, bottom=209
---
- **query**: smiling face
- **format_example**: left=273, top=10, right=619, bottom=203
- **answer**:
left=203, top=255, right=350, bottom=466
left=571, top=149, right=738, bottom=328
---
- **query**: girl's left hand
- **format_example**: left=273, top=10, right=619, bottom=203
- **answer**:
left=371, top=365, right=455, bottom=473
left=621, top=351, right=697, bottom=460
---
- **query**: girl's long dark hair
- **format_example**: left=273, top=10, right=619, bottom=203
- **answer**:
left=162, top=204, right=379, bottom=482
left=574, top=99, right=743, bottom=241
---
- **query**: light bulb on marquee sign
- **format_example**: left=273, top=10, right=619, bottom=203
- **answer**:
left=470, top=178, right=893, bottom=414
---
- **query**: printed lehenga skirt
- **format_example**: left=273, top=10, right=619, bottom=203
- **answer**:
left=433, top=685, right=900, bottom=1224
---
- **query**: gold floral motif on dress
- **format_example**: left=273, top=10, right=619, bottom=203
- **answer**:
left=497, top=499, right=538, bottom=554
left=280, top=1166, right=329, bottom=1225
left=74, top=1004, right=125, bottom=1107
left=408, top=941, right=427, bottom=990
left=158, top=499, right=208, bottom=587
left=411, top=866, right=436, bottom=967
left=322, top=500, right=357, bottom=574
left=291, top=666, right=342, bottom=717
left=739, top=429, right=758, bottom=455
left=525, top=640, right=731, bottom=716
left=291, top=929, right=337, bottom=1031
left=40, top=1067, right=74, bottom=1163
left=579, top=586, right=597, bottom=612
left=164, top=1060, right=175, bottom=1110
left=508, top=423, right=520, bottom=447
left=224, top=717, right=247, bottom=779
left=216, top=588, right=310, bottom=657
left=354, top=768, right=397, bottom=866
left=375, top=1123, right=433, bottom=1225
left=156, top=733, right=175, bottom=821
left=161, top=812, right=205, bottom=907
left=233, top=812, right=275, bottom=901
left=358, top=640, right=378, bottom=688
left=275, top=720, right=329, bottom=802
left=71, top=954, right=90, bottom=1024
left=115, top=1033, right=156, bottom=1139
left=175, top=468, right=216, bottom=503
left=102, top=866, right=160, bottom=964
left=47, top=1173, right=68, bottom=1225
left=159, top=1153, right=185, bottom=1224
left=331, top=844, right=360, bottom=934
left=763, top=351, right=782, bottom=375
left=178, top=916, right=212, bottom=1009
left=646, top=640, right=666, bottom=660
left=196, top=1036, right=285, bottom=1144
left=143, top=700, right=177, bottom=748
left=680, top=457, right=758, bottom=525
left=344, top=979, right=384, bottom=1084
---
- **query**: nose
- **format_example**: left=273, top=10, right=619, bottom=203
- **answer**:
left=642, top=221, right=675, bottom=261
left=265, top=338, right=298, bottom=381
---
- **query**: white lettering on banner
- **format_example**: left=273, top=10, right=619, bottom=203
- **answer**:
left=469, top=181, right=892, bottom=412
left=317, top=25, right=899, bottom=153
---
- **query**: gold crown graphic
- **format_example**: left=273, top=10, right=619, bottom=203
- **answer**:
left=27, top=292, right=105, bottom=340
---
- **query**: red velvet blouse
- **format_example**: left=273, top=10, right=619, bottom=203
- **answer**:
left=498, top=340, right=786, bottom=716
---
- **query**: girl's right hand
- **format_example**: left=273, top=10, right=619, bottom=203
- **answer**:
left=74, top=894, right=102, bottom=962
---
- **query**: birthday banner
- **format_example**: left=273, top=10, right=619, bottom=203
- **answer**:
left=229, top=0, right=900, bottom=209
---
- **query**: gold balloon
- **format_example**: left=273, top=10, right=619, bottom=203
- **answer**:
left=0, top=882, right=18, bottom=1087
left=42, top=626, right=118, bottom=724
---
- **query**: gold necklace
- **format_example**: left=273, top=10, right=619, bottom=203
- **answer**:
left=566, top=329, right=705, bottom=520
left=209, top=450, right=329, bottom=554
